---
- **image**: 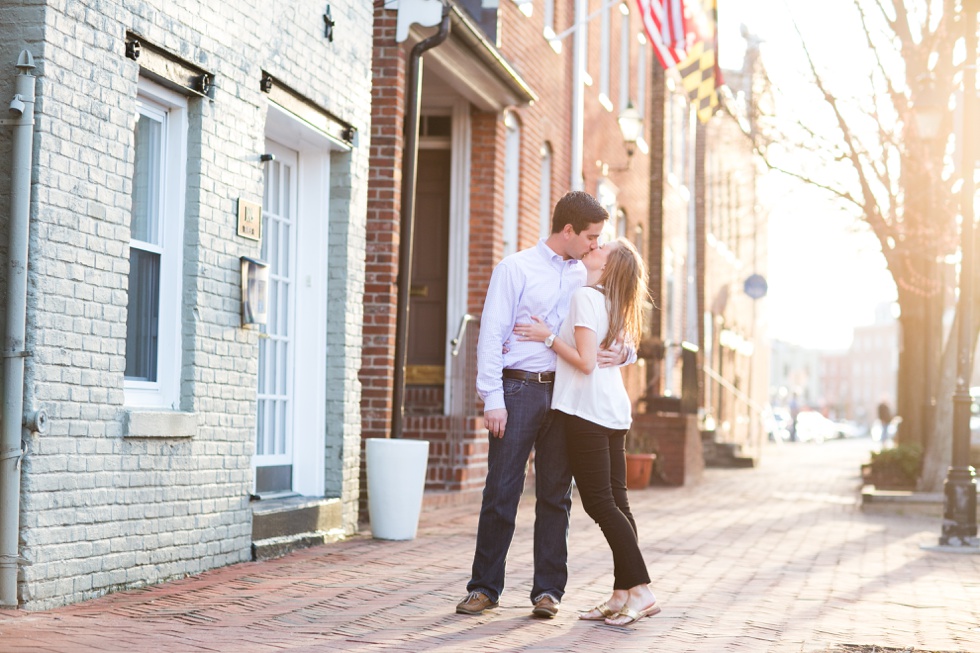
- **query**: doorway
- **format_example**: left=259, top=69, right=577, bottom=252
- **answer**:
left=406, top=135, right=452, bottom=387
left=254, top=106, right=333, bottom=497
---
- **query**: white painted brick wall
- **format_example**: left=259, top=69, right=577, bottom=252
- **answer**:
left=0, top=0, right=371, bottom=610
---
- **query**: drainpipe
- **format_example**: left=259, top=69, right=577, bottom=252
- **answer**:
left=391, top=5, right=451, bottom=439
left=0, top=50, right=36, bottom=608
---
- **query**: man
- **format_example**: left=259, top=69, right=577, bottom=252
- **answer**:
left=456, top=191, right=630, bottom=619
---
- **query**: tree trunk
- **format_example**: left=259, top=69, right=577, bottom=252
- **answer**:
left=895, top=293, right=930, bottom=449
left=920, top=310, right=959, bottom=491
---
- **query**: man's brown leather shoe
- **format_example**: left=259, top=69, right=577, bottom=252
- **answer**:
left=456, top=591, right=498, bottom=615
left=532, top=594, right=560, bottom=618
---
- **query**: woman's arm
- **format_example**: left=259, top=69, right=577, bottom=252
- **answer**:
left=516, top=317, right=598, bottom=375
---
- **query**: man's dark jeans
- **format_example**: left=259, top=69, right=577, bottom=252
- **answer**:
left=466, top=376, right=572, bottom=604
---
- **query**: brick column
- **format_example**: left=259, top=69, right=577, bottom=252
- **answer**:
left=360, top=6, right=406, bottom=442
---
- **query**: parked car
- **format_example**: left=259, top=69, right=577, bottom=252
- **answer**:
left=794, top=411, right=838, bottom=443
left=832, top=420, right=867, bottom=439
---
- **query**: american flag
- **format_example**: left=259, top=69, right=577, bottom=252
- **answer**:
left=636, top=0, right=686, bottom=70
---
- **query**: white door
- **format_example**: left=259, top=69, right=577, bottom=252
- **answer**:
left=255, top=105, right=335, bottom=498
left=255, top=141, right=299, bottom=495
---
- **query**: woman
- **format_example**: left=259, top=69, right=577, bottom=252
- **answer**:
left=515, top=237, right=659, bottom=626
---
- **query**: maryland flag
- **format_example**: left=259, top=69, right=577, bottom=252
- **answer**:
left=677, top=0, right=722, bottom=123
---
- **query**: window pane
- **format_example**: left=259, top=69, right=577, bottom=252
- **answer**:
left=125, top=247, right=160, bottom=381
left=132, top=114, right=162, bottom=244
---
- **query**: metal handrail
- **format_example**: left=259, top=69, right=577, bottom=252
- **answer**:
left=702, top=365, right=767, bottom=415
left=451, top=314, right=477, bottom=357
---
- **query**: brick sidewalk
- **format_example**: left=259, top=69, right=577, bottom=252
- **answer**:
left=1, top=438, right=978, bottom=652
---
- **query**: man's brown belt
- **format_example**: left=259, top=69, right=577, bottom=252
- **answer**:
left=502, top=369, right=556, bottom=384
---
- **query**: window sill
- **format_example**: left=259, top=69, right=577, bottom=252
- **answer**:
left=124, top=410, right=197, bottom=438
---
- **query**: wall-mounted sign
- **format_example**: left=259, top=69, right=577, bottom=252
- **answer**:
left=241, top=256, right=269, bottom=328
left=237, top=199, right=262, bottom=241
left=743, top=273, right=768, bottom=300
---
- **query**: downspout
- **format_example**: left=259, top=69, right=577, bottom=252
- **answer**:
left=391, top=5, right=451, bottom=439
left=1, top=50, right=37, bottom=608
left=570, top=0, right=586, bottom=191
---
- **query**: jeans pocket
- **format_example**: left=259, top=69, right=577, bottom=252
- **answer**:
left=503, top=377, right=525, bottom=397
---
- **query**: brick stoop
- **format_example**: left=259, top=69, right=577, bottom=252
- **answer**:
left=701, top=430, right=757, bottom=468
left=251, top=496, right=346, bottom=561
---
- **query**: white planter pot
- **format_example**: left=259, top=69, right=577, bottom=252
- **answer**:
left=365, top=438, right=429, bottom=540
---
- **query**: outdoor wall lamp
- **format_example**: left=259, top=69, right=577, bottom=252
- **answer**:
left=606, top=101, right=643, bottom=172
left=618, top=100, right=643, bottom=157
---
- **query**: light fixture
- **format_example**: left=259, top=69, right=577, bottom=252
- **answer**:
left=605, top=100, right=644, bottom=172
left=618, top=100, right=643, bottom=157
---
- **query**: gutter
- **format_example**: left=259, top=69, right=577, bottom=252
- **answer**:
left=0, top=50, right=37, bottom=608
left=391, top=4, right=452, bottom=439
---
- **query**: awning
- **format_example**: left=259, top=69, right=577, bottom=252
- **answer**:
left=405, top=5, right=538, bottom=112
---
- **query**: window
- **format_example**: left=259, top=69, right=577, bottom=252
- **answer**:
left=543, top=0, right=556, bottom=38
left=619, top=4, right=631, bottom=111
left=502, top=111, right=521, bottom=256
left=125, top=79, right=187, bottom=408
left=539, top=142, right=553, bottom=239
left=636, top=33, right=647, bottom=119
left=598, top=0, right=612, bottom=111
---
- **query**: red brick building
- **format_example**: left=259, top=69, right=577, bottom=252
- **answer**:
left=363, top=1, right=769, bottom=507
left=365, top=0, right=660, bottom=503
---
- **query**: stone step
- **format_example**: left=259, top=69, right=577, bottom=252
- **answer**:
left=251, top=496, right=345, bottom=561
left=701, top=435, right=757, bottom=468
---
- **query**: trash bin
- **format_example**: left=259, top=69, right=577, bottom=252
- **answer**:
left=365, top=438, right=429, bottom=540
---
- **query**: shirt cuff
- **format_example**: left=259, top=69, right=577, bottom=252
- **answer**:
left=483, top=392, right=505, bottom=413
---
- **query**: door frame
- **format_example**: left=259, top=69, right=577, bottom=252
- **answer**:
left=257, top=101, right=348, bottom=496
left=444, top=99, right=471, bottom=415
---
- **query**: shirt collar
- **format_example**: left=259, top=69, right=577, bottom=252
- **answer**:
left=537, top=239, right=580, bottom=268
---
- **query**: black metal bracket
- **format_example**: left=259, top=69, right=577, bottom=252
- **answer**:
left=197, top=73, right=212, bottom=97
left=260, top=72, right=273, bottom=94
left=324, top=5, right=335, bottom=42
left=125, top=39, right=141, bottom=61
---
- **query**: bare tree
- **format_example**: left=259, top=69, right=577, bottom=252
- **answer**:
left=752, top=0, right=979, bottom=490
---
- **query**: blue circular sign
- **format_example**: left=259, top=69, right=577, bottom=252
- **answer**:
left=744, top=273, right=768, bottom=300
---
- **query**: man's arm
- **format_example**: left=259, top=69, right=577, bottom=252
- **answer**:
left=596, top=338, right=637, bottom=368
left=476, top=262, right=519, bottom=437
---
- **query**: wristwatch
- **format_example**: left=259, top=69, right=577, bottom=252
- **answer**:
left=544, top=333, right=556, bottom=349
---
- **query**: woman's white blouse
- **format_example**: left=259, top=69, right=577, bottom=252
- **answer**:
left=550, top=286, right=633, bottom=430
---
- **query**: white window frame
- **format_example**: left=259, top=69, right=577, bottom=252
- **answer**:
left=124, top=79, right=187, bottom=409
left=539, top=142, right=553, bottom=239
left=598, top=0, right=612, bottom=111
left=636, top=33, right=648, bottom=119
left=543, top=0, right=558, bottom=48
left=619, top=6, right=631, bottom=111
left=502, top=111, right=521, bottom=257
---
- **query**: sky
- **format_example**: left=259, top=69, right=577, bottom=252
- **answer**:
left=718, top=0, right=898, bottom=351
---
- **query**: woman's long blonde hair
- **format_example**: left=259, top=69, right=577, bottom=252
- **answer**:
left=596, top=238, right=649, bottom=349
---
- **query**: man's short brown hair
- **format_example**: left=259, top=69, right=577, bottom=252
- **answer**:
left=551, top=191, right=608, bottom=234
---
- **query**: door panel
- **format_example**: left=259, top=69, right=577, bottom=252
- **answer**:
left=255, top=141, right=297, bottom=495
left=407, top=148, right=451, bottom=385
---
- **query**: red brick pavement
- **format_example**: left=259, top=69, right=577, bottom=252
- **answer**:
left=1, top=438, right=978, bottom=652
